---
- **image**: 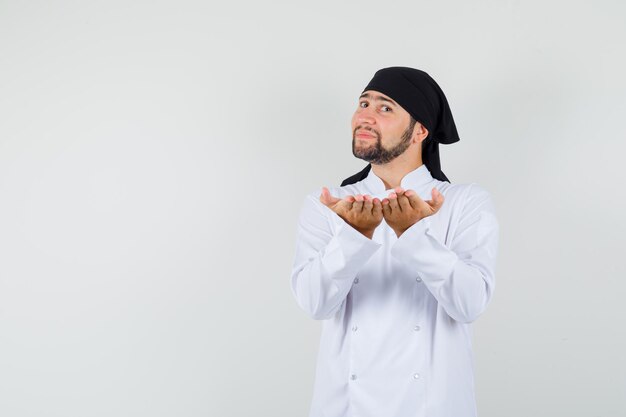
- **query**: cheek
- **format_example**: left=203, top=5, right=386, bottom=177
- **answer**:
left=377, top=122, right=391, bottom=137
left=389, top=123, right=404, bottom=137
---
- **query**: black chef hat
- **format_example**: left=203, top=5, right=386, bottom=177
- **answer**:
left=341, top=67, right=460, bottom=185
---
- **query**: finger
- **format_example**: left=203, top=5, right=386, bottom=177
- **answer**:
left=433, top=188, right=445, bottom=209
left=388, top=192, right=401, bottom=212
left=404, top=189, right=423, bottom=210
left=426, top=188, right=444, bottom=211
left=319, top=186, right=340, bottom=207
left=362, top=196, right=373, bottom=213
left=341, top=196, right=356, bottom=213
left=352, top=195, right=364, bottom=213
left=373, top=198, right=383, bottom=217
left=382, top=198, right=392, bottom=216
left=319, top=187, right=329, bottom=206
left=430, top=188, right=443, bottom=206
left=398, top=193, right=412, bottom=211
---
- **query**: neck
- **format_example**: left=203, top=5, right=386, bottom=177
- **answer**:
left=371, top=154, right=423, bottom=191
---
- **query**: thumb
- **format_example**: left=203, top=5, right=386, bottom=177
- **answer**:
left=319, top=187, right=339, bottom=207
left=319, top=187, right=329, bottom=206
left=428, top=188, right=444, bottom=209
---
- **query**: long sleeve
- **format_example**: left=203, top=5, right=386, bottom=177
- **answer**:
left=390, top=184, right=500, bottom=324
left=290, top=191, right=383, bottom=320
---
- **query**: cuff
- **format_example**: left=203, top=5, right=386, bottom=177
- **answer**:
left=325, top=210, right=383, bottom=276
left=328, top=208, right=382, bottom=245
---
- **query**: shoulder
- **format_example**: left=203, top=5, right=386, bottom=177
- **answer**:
left=437, top=182, right=497, bottom=222
left=440, top=181, right=494, bottom=205
left=464, top=183, right=496, bottom=212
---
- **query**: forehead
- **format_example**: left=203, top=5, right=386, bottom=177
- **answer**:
left=359, top=90, right=399, bottom=106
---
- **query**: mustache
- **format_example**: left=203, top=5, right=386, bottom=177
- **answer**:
left=354, top=127, right=380, bottom=138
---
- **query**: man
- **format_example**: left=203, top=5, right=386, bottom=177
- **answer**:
left=290, top=66, right=499, bottom=417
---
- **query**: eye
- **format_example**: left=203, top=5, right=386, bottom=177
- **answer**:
left=358, top=101, right=392, bottom=112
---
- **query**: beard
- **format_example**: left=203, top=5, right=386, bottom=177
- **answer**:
left=352, top=119, right=416, bottom=165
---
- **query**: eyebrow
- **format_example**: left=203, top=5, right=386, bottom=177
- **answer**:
left=359, top=92, right=398, bottom=107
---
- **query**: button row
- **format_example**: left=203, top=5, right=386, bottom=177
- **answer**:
left=355, top=276, right=421, bottom=283
left=351, top=324, right=420, bottom=332
left=350, top=373, right=421, bottom=381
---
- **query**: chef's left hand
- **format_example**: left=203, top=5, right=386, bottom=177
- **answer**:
left=382, top=187, right=444, bottom=237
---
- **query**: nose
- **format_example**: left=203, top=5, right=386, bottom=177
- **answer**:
left=356, top=106, right=376, bottom=125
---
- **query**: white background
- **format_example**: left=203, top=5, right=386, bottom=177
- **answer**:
left=1, top=1, right=625, bottom=416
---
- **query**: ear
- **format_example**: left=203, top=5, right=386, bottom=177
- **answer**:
left=412, top=122, right=429, bottom=144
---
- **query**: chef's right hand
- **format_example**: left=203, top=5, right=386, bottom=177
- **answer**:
left=319, top=187, right=383, bottom=239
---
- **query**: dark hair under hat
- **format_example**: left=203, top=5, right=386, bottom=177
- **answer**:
left=341, top=67, right=460, bottom=185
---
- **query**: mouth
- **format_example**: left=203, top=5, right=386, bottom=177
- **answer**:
left=355, top=130, right=376, bottom=139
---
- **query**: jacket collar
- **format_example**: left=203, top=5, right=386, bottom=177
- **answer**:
left=363, top=164, right=434, bottom=195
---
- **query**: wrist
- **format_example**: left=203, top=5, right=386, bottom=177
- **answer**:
left=394, top=225, right=410, bottom=238
left=358, top=227, right=375, bottom=240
